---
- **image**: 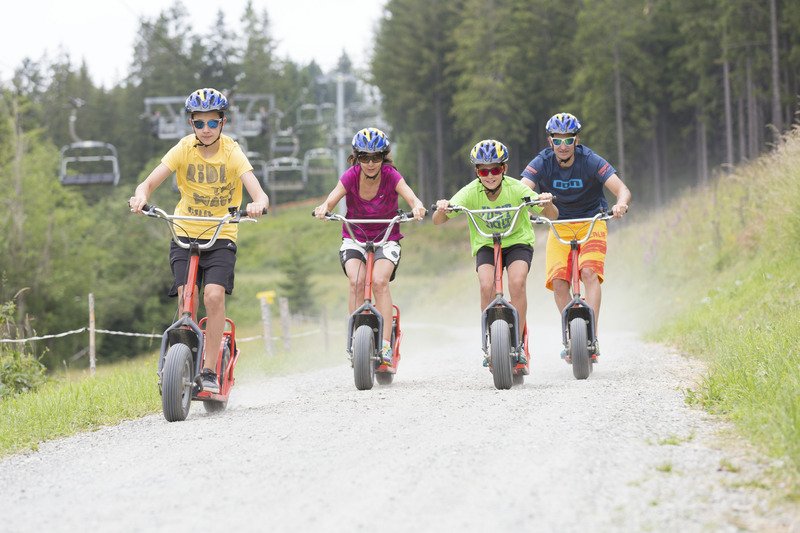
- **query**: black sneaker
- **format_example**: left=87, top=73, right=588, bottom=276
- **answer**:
left=201, top=369, right=219, bottom=393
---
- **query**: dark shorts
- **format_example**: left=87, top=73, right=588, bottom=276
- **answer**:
left=339, top=240, right=401, bottom=282
left=169, top=238, right=237, bottom=297
left=475, top=243, right=533, bottom=272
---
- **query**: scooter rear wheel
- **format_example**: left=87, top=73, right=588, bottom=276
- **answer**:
left=353, top=324, right=375, bottom=390
left=490, top=320, right=513, bottom=390
left=162, top=343, right=193, bottom=422
left=569, top=317, right=591, bottom=380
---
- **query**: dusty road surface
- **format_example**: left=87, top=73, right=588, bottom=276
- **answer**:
left=1, top=319, right=798, bottom=532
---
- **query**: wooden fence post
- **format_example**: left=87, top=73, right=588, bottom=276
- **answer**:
left=278, top=297, right=291, bottom=352
left=256, top=290, right=276, bottom=357
left=88, top=293, right=96, bottom=375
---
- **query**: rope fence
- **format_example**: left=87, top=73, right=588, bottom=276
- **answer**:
left=1, top=293, right=329, bottom=374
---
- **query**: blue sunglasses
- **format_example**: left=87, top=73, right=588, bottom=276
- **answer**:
left=192, top=119, right=222, bottom=129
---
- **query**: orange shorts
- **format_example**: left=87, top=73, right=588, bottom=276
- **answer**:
left=544, top=220, right=607, bottom=291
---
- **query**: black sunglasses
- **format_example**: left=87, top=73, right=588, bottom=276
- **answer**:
left=357, top=153, right=384, bottom=164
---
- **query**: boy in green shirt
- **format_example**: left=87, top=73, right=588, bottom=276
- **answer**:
left=432, top=139, right=558, bottom=341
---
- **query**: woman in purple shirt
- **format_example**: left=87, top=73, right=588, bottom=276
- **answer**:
left=314, top=127, right=426, bottom=365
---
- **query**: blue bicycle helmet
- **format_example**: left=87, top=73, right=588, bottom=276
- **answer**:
left=545, top=112, right=581, bottom=135
left=469, top=139, right=509, bottom=164
left=352, top=127, right=390, bottom=153
left=185, top=88, right=229, bottom=114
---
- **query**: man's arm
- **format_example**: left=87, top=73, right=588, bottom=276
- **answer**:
left=604, top=174, right=631, bottom=218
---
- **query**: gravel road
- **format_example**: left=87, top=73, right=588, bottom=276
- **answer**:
left=1, top=316, right=797, bottom=532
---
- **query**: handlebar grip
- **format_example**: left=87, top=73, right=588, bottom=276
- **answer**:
left=141, top=203, right=152, bottom=212
left=402, top=211, right=416, bottom=218
left=237, top=208, right=268, bottom=218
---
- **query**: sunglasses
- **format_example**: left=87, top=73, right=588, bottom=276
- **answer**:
left=477, top=167, right=504, bottom=177
left=192, top=119, right=222, bottom=129
left=551, top=136, right=576, bottom=146
left=357, top=154, right=384, bottom=164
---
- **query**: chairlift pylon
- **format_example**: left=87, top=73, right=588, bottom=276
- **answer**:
left=302, top=148, right=336, bottom=183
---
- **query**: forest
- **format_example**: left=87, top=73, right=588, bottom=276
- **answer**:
left=1, top=0, right=798, bottom=367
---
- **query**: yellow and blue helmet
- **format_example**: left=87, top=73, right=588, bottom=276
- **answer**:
left=545, top=112, right=581, bottom=135
left=469, top=139, right=509, bottom=164
left=184, top=88, right=229, bottom=114
left=352, top=127, right=390, bottom=153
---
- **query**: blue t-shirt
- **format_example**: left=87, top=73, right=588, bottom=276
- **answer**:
left=521, top=145, right=617, bottom=219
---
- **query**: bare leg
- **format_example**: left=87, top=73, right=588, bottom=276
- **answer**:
left=371, top=259, right=395, bottom=343
left=202, top=284, right=226, bottom=372
left=507, top=260, right=529, bottom=337
left=580, top=268, right=602, bottom=334
left=344, top=258, right=367, bottom=314
left=477, top=264, right=495, bottom=310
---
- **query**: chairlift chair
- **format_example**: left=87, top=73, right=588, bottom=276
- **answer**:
left=265, top=157, right=305, bottom=191
left=296, top=104, right=323, bottom=127
left=302, top=148, right=336, bottom=183
left=270, top=129, right=300, bottom=158
left=59, top=141, right=120, bottom=186
left=246, top=151, right=269, bottom=188
left=144, top=96, right=192, bottom=140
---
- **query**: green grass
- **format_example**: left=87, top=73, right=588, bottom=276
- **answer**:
left=0, top=358, right=160, bottom=455
left=605, top=127, right=800, bottom=494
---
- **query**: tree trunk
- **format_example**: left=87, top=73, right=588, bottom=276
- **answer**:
left=613, top=43, right=626, bottom=178
left=722, top=56, right=734, bottom=169
left=737, top=95, right=746, bottom=163
left=746, top=56, right=759, bottom=159
left=416, top=145, right=427, bottom=205
left=697, top=116, right=708, bottom=186
left=769, top=0, right=783, bottom=141
left=434, top=95, right=445, bottom=199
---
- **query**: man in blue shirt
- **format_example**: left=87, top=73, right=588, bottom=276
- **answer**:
left=521, top=112, right=631, bottom=358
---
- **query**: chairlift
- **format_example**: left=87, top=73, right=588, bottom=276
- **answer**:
left=296, top=104, right=323, bottom=127
left=246, top=151, right=269, bottom=188
left=270, top=129, right=300, bottom=158
left=144, top=96, right=191, bottom=140
left=228, top=93, right=276, bottom=137
left=59, top=141, right=121, bottom=186
left=265, top=157, right=306, bottom=191
left=319, top=103, right=336, bottom=125
left=58, top=103, right=121, bottom=186
left=302, top=148, right=337, bottom=183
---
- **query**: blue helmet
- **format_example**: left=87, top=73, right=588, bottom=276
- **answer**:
left=545, top=112, right=581, bottom=135
left=185, top=88, right=229, bottom=114
left=469, top=139, right=509, bottom=164
left=352, top=127, right=390, bottom=153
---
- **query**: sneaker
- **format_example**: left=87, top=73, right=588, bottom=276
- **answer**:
left=560, top=348, right=571, bottom=364
left=592, top=339, right=601, bottom=357
left=482, top=356, right=489, bottom=367
left=201, top=369, right=220, bottom=393
left=379, top=341, right=393, bottom=366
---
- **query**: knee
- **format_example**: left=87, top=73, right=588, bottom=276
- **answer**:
left=372, top=275, right=390, bottom=293
left=581, top=268, right=599, bottom=284
left=204, top=288, right=225, bottom=310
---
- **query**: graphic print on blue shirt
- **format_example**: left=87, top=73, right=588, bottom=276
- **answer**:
left=521, top=145, right=616, bottom=219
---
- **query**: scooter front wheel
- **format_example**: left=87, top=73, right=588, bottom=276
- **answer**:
left=490, top=320, right=513, bottom=390
left=353, top=325, right=375, bottom=390
left=162, top=343, right=193, bottom=422
left=569, top=317, right=591, bottom=380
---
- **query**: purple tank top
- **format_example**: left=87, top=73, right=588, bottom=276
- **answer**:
left=340, top=164, right=404, bottom=242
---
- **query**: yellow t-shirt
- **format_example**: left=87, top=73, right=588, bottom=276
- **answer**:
left=162, top=134, right=253, bottom=242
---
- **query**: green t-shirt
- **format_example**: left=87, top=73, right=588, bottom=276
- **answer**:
left=448, top=176, right=543, bottom=256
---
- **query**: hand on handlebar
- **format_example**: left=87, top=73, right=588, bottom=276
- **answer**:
left=129, top=194, right=148, bottom=214
left=245, top=202, right=268, bottom=218
left=411, top=204, right=427, bottom=220
left=313, top=204, right=330, bottom=219
left=433, top=200, right=451, bottom=213
left=611, top=203, right=629, bottom=219
left=537, top=192, right=555, bottom=205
